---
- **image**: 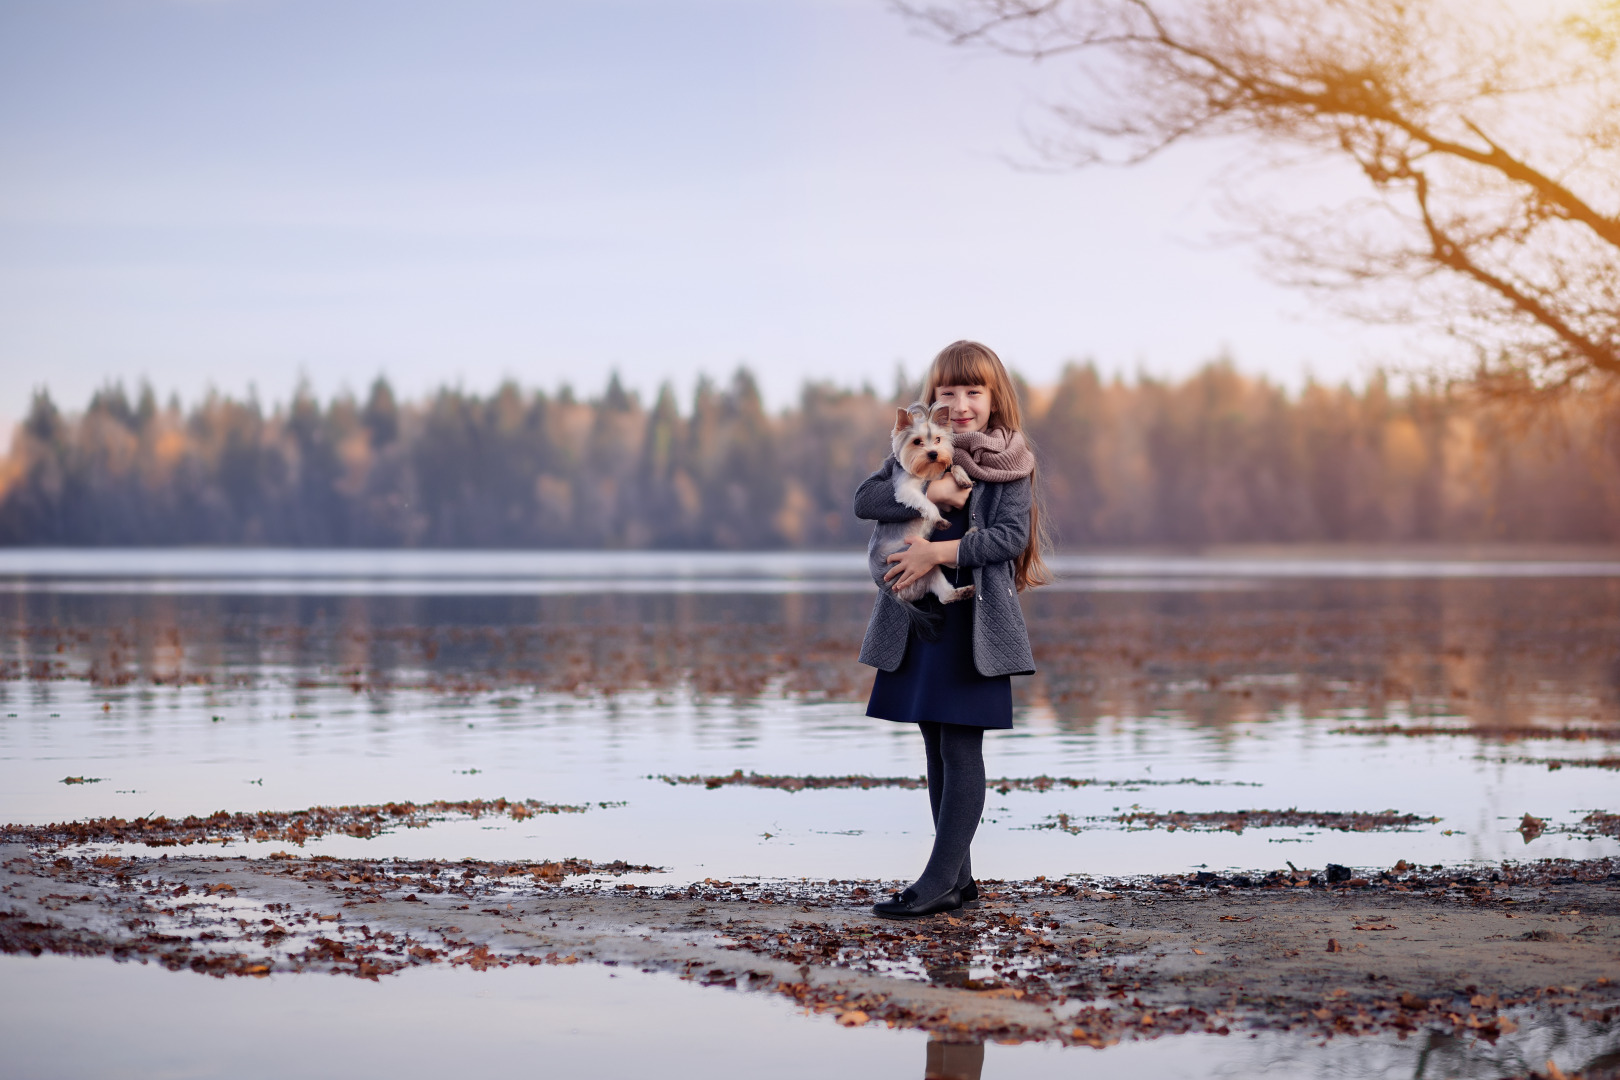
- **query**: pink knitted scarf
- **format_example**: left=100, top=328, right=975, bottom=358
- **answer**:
left=952, top=426, right=1035, bottom=483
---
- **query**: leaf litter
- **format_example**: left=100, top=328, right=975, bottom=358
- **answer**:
left=3, top=822, right=1616, bottom=1051
left=1037, top=809, right=1442, bottom=835
left=0, top=798, right=597, bottom=849
left=1510, top=756, right=1620, bottom=772
left=1332, top=724, right=1620, bottom=742
left=657, top=771, right=1261, bottom=793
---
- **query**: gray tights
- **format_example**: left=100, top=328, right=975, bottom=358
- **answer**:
left=909, top=721, right=985, bottom=901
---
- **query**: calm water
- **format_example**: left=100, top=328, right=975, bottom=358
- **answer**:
left=3, top=548, right=1617, bottom=877
left=5, top=953, right=1614, bottom=1080
left=2, top=549, right=1618, bottom=1079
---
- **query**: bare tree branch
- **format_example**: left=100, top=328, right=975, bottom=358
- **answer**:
left=899, top=0, right=1620, bottom=392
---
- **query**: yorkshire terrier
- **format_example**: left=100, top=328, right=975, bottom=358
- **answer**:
left=868, top=403, right=976, bottom=612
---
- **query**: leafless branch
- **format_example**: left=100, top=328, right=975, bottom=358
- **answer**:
left=899, top=0, right=1620, bottom=392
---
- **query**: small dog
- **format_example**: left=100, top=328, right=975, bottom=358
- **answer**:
left=869, top=402, right=976, bottom=612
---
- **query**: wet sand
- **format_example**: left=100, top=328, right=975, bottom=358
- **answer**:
left=4, top=843, right=1615, bottom=1050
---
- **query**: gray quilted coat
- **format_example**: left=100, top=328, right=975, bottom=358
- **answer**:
left=854, top=457, right=1036, bottom=677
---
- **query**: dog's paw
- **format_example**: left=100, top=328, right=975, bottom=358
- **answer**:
left=952, top=465, right=973, bottom=488
left=953, top=585, right=975, bottom=602
left=934, top=518, right=952, bottom=531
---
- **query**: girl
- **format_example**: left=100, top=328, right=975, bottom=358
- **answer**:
left=854, top=340, right=1049, bottom=919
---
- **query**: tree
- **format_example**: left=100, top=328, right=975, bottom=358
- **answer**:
left=902, top=0, right=1620, bottom=393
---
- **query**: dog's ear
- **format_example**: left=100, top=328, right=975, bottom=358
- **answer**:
left=930, top=403, right=950, bottom=428
left=893, top=407, right=912, bottom=433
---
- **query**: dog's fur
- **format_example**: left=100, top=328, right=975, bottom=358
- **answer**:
left=869, top=403, right=976, bottom=624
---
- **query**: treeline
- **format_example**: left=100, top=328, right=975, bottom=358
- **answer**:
left=2, top=363, right=1617, bottom=547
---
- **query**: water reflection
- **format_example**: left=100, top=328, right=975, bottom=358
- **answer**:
left=924, top=1036, right=984, bottom=1080
left=4, top=575, right=1618, bottom=730
left=2, top=560, right=1617, bottom=876
left=1, top=953, right=1615, bottom=1080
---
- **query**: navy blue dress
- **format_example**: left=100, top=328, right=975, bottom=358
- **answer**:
left=865, top=502, right=1014, bottom=729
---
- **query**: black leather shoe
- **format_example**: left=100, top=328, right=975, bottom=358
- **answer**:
left=959, top=880, right=980, bottom=908
left=872, top=886, right=963, bottom=919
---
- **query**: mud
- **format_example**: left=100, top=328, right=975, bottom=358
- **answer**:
left=1334, top=725, right=1620, bottom=741
left=656, top=771, right=1261, bottom=793
left=4, top=843, right=1616, bottom=1049
left=0, top=799, right=601, bottom=848
left=1041, top=809, right=1441, bottom=834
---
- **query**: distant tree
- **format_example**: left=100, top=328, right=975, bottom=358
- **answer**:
left=0, top=393, right=68, bottom=542
left=901, top=0, right=1620, bottom=394
left=362, top=377, right=400, bottom=447
left=1, top=366, right=1615, bottom=546
left=636, top=383, right=697, bottom=546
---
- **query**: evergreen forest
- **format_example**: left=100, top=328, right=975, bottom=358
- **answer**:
left=2, top=364, right=1616, bottom=547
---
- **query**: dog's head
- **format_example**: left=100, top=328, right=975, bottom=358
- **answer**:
left=891, top=403, right=954, bottom=481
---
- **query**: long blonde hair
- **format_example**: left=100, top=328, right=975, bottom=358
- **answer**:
left=921, top=340, right=1052, bottom=591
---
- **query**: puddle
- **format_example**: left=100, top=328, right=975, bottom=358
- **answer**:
left=2, top=953, right=1614, bottom=1080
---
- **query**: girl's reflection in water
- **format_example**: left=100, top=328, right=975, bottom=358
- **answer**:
left=925, top=1036, right=984, bottom=1080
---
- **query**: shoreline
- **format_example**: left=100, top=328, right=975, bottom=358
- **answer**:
left=4, top=843, right=1615, bottom=1049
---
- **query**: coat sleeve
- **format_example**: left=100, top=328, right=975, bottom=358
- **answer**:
left=956, top=477, right=1031, bottom=569
left=853, top=457, right=919, bottom=523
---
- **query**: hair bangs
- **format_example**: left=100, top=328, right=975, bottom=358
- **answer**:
left=923, top=340, right=1023, bottom=432
left=931, top=342, right=999, bottom=391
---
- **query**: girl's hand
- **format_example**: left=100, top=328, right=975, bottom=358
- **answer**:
left=884, top=535, right=958, bottom=591
left=927, top=475, right=970, bottom=510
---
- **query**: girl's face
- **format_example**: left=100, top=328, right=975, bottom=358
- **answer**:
left=934, top=384, right=992, bottom=434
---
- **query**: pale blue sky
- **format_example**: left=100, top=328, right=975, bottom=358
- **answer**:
left=0, top=0, right=1400, bottom=424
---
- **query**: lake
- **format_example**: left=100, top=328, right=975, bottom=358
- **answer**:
left=2, top=548, right=1617, bottom=1078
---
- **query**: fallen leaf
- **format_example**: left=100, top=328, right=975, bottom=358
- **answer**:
left=836, top=1010, right=869, bottom=1027
left=1326, top=938, right=1342, bottom=952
